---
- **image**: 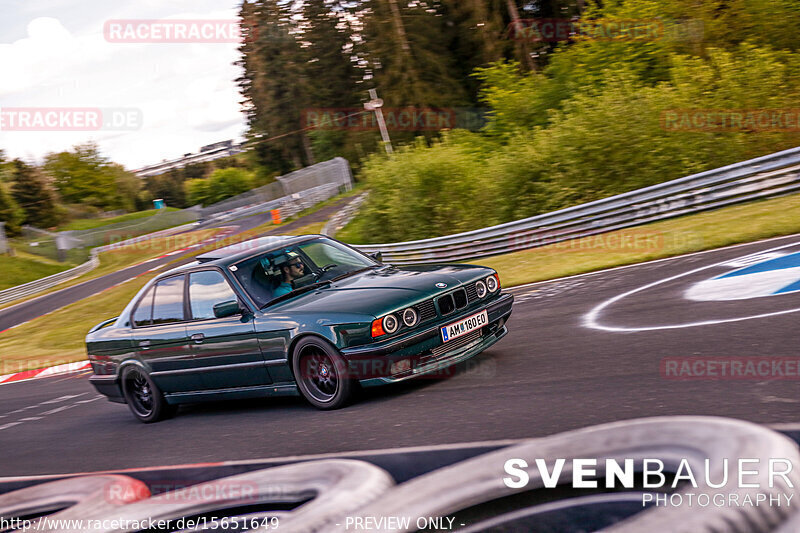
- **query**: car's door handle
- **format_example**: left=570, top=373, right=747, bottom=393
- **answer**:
left=138, top=340, right=150, bottom=349
left=191, top=333, right=205, bottom=344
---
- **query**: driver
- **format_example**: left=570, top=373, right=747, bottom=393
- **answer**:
left=273, top=252, right=306, bottom=297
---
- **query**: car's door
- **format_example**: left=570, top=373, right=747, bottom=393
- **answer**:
left=131, top=275, right=202, bottom=393
left=185, top=269, right=271, bottom=390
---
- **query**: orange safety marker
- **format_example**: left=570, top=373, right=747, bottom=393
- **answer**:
left=271, top=209, right=282, bottom=225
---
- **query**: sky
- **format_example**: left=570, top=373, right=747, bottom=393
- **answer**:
left=0, top=0, right=248, bottom=170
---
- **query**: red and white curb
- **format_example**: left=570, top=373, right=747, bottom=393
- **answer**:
left=0, top=361, right=92, bottom=385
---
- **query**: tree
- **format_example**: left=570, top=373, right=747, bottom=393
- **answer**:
left=238, top=0, right=314, bottom=170
left=185, top=167, right=255, bottom=206
left=144, top=170, right=188, bottom=209
left=43, top=143, right=116, bottom=209
left=0, top=182, right=24, bottom=236
left=11, top=159, right=62, bottom=228
left=106, top=164, right=144, bottom=212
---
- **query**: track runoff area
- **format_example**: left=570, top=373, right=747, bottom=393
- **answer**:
left=2, top=233, right=800, bottom=528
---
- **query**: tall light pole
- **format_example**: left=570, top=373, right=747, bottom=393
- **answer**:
left=365, top=88, right=393, bottom=155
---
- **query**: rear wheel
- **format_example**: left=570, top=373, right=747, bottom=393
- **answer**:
left=292, top=337, right=354, bottom=410
left=121, top=366, right=177, bottom=423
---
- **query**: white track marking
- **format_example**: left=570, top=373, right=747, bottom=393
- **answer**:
left=40, top=404, right=78, bottom=416
left=75, top=397, right=102, bottom=404
left=0, top=422, right=22, bottom=431
left=39, top=393, right=86, bottom=405
left=584, top=239, right=800, bottom=332
left=721, top=252, right=788, bottom=268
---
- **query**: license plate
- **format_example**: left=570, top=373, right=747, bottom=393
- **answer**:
left=441, top=310, right=488, bottom=343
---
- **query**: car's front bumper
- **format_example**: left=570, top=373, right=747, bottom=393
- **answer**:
left=344, top=292, right=513, bottom=384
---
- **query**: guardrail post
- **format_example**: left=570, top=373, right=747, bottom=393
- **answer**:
left=55, top=233, right=69, bottom=263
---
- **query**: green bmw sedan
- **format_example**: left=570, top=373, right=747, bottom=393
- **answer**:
left=87, top=235, right=513, bottom=422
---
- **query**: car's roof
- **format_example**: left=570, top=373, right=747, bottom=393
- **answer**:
left=193, top=234, right=319, bottom=267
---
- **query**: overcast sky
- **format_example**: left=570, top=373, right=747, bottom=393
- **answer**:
left=0, top=0, right=248, bottom=169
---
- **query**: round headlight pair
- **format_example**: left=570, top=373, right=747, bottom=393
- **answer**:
left=382, top=308, right=419, bottom=334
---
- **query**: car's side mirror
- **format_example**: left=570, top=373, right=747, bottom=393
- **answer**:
left=369, top=251, right=383, bottom=263
left=213, top=300, right=242, bottom=318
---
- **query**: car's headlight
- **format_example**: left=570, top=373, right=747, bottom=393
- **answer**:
left=383, top=314, right=399, bottom=334
left=486, top=274, right=500, bottom=292
left=402, top=307, right=419, bottom=327
left=475, top=280, right=487, bottom=298
left=372, top=314, right=399, bottom=337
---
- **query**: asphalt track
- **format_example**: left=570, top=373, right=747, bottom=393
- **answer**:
left=2, top=233, right=800, bottom=477
left=0, top=199, right=351, bottom=333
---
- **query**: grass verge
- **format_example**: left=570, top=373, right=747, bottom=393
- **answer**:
left=0, top=254, right=71, bottom=291
left=59, top=208, right=180, bottom=231
left=0, top=273, right=154, bottom=373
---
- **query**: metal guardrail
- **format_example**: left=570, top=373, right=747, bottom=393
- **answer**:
left=0, top=254, right=99, bottom=306
left=355, top=146, right=800, bottom=264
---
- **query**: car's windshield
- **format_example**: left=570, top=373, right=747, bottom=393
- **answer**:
left=231, top=237, right=376, bottom=308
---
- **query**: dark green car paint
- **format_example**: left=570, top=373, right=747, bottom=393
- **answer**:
left=87, top=235, right=513, bottom=406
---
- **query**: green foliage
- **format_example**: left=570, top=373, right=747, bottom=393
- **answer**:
left=59, top=208, right=179, bottom=231
left=186, top=167, right=255, bottom=207
left=10, top=160, right=62, bottom=228
left=144, top=170, right=188, bottom=209
left=352, top=36, right=800, bottom=242
left=0, top=182, right=24, bottom=236
left=43, top=143, right=117, bottom=210
left=0, top=255, right=70, bottom=290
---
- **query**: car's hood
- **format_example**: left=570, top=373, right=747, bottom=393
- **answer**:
left=267, top=264, right=492, bottom=318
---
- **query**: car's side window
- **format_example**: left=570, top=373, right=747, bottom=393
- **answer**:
left=132, top=286, right=155, bottom=327
left=189, top=270, right=238, bottom=320
left=151, top=275, right=186, bottom=325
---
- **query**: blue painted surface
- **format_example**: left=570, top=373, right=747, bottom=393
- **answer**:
left=710, top=251, right=800, bottom=297
left=718, top=252, right=800, bottom=278
left=775, top=278, right=800, bottom=295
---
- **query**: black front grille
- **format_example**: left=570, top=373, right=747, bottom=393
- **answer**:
left=415, top=299, right=437, bottom=321
left=437, top=294, right=455, bottom=315
left=453, top=288, right=468, bottom=309
left=465, top=282, right=478, bottom=303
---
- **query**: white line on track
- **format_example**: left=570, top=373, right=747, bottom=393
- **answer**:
left=39, top=393, right=86, bottom=405
left=584, top=238, right=800, bottom=332
left=40, top=404, right=78, bottom=416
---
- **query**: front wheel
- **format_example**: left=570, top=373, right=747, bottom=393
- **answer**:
left=292, top=337, right=355, bottom=410
left=120, top=366, right=177, bottom=423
